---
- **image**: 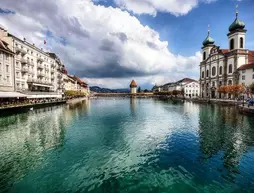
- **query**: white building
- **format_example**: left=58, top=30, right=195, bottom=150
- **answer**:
left=184, top=81, right=200, bottom=98
left=0, top=38, right=15, bottom=92
left=200, top=10, right=254, bottom=98
left=0, top=26, right=66, bottom=98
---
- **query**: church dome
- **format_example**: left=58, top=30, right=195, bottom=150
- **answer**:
left=202, top=32, right=215, bottom=46
left=229, top=12, right=245, bottom=32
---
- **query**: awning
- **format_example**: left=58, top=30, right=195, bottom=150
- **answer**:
left=0, top=92, right=27, bottom=98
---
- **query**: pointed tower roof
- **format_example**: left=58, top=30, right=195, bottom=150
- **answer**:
left=130, top=80, right=137, bottom=88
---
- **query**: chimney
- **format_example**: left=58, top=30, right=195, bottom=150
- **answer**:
left=23, top=38, right=26, bottom=42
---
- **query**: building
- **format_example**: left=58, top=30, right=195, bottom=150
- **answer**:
left=153, top=78, right=200, bottom=98
left=0, top=37, right=15, bottom=92
left=184, top=81, right=200, bottom=98
left=200, top=9, right=254, bottom=99
left=130, top=80, right=137, bottom=94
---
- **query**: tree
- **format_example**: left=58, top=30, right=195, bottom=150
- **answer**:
left=137, top=87, right=141, bottom=93
left=172, top=90, right=179, bottom=97
left=225, top=84, right=245, bottom=99
left=250, top=83, right=254, bottom=94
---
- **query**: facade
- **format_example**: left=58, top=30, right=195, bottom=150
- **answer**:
left=184, top=81, right=200, bottom=98
left=0, top=25, right=89, bottom=99
left=200, top=10, right=254, bottom=98
left=153, top=78, right=199, bottom=98
left=0, top=37, right=15, bottom=92
left=238, top=63, right=254, bottom=86
left=130, top=80, right=137, bottom=94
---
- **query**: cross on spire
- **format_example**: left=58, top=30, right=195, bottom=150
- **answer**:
left=236, top=5, right=238, bottom=18
left=208, top=24, right=210, bottom=35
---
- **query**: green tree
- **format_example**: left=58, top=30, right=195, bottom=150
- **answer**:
left=250, top=83, right=254, bottom=94
left=137, top=87, right=141, bottom=93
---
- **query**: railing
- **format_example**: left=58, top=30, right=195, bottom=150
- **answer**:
left=37, top=64, right=44, bottom=69
left=21, top=58, right=27, bottom=64
left=37, top=72, right=45, bottom=77
left=21, top=67, right=28, bottom=73
left=21, top=49, right=27, bottom=55
left=27, top=79, right=53, bottom=86
left=15, top=47, right=22, bottom=54
left=37, top=57, right=44, bottom=63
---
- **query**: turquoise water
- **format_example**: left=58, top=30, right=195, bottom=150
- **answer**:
left=0, top=98, right=254, bottom=193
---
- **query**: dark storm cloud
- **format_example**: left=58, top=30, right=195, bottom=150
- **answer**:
left=72, top=61, right=157, bottom=78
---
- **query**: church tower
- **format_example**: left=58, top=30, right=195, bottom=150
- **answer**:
left=202, top=27, right=215, bottom=61
left=227, top=5, right=246, bottom=51
left=227, top=5, right=247, bottom=73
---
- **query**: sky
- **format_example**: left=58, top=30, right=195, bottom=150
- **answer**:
left=0, top=0, right=254, bottom=89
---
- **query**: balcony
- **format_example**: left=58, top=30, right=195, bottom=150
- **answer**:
left=37, top=57, right=44, bottom=63
left=27, top=79, right=53, bottom=86
left=38, top=72, right=45, bottom=77
left=21, top=58, right=27, bottom=64
left=15, top=47, right=22, bottom=54
left=21, top=67, right=28, bottom=73
left=30, top=61, right=34, bottom=66
left=21, top=48, right=27, bottom=56
left=37, top=64, right=44, bottom=69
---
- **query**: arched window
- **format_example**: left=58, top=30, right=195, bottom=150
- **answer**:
left=206, top=70, right=209, bottom=77
left=240, top=37, right=243, bottom=48
left=202, top=71, right=204, bottom=78
left=229, top=64, right=232, bottom=73
left=219, top=66, right=222, bottom=75
left=203, top=52, right=206, bottom=60
left=230, top=39, right=234, bottom=50
left=212, top=67, right=216, bottom=76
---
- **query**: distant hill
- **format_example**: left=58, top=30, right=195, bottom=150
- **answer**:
left=90, top=86, right=130, bottom=93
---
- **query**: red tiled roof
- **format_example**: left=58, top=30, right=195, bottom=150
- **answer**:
left=221, top=49, right=229, bottom=54
left=248, top=51, right=254, bottom=63
left=238, top=63, right=254, bottom=70
left=73, top=76, right=88, bottom=87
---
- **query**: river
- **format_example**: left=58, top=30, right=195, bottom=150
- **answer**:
left=0, top=98, right=254, bottom=193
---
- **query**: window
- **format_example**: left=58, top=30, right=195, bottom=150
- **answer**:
left=229, top=64, right=232, bottom=73
left=206, top=83, right=209, bottom=87
left=212, top=67, right=216, bottom=76
left=6, top=76, right=9, bottom=82
left=212, top=81, right=215, bottom=87
left=242, top=83, right=245, bottom=86
left=242, top=75, right=245, bottom=80
left=228, top=80, right=232, bottom=85
left=240, top=37, right=243, bottom=48
left=219, top=81, right=222, bottom=86
left=230, top=39, right=234, bottom=50
left=242, top=70, right=246, bottom=73
left=253, top=74, right=254, bottom=79
left=206, top=70, right=209, bottom=77
left=219, top=66, right=222, bottom=75
left=203, top=52, right=206, bottom=60
left=6, top=65, right=9, bottom=73
left=0, top=75, right=1, bottom=80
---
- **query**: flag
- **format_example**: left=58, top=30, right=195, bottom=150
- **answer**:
left=44, top=40, right=46, bottom=44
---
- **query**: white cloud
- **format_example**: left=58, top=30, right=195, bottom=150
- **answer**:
left=0, top=0, right=201, bottom=89
left=114, top=0, right=216, bottom=16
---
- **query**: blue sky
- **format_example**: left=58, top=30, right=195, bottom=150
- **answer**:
left=0, top=0, right=254, bottom=89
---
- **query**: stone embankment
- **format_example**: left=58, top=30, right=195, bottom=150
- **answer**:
left=238, top=105, right=254, bottom=115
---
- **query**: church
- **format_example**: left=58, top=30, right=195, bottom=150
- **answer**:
left=200, top=8, right=254, bottom=99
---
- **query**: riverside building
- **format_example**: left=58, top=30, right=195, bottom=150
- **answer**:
left=200, top=9, right=254, bottom=99
left=0, top=25, right=89, bottom=99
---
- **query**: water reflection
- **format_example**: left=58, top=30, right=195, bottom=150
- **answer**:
left=130, top=97, right=136, bottom=115
left=0, top=100, right=90, bottom=192
left=198, top=104, right=254, bottom=176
